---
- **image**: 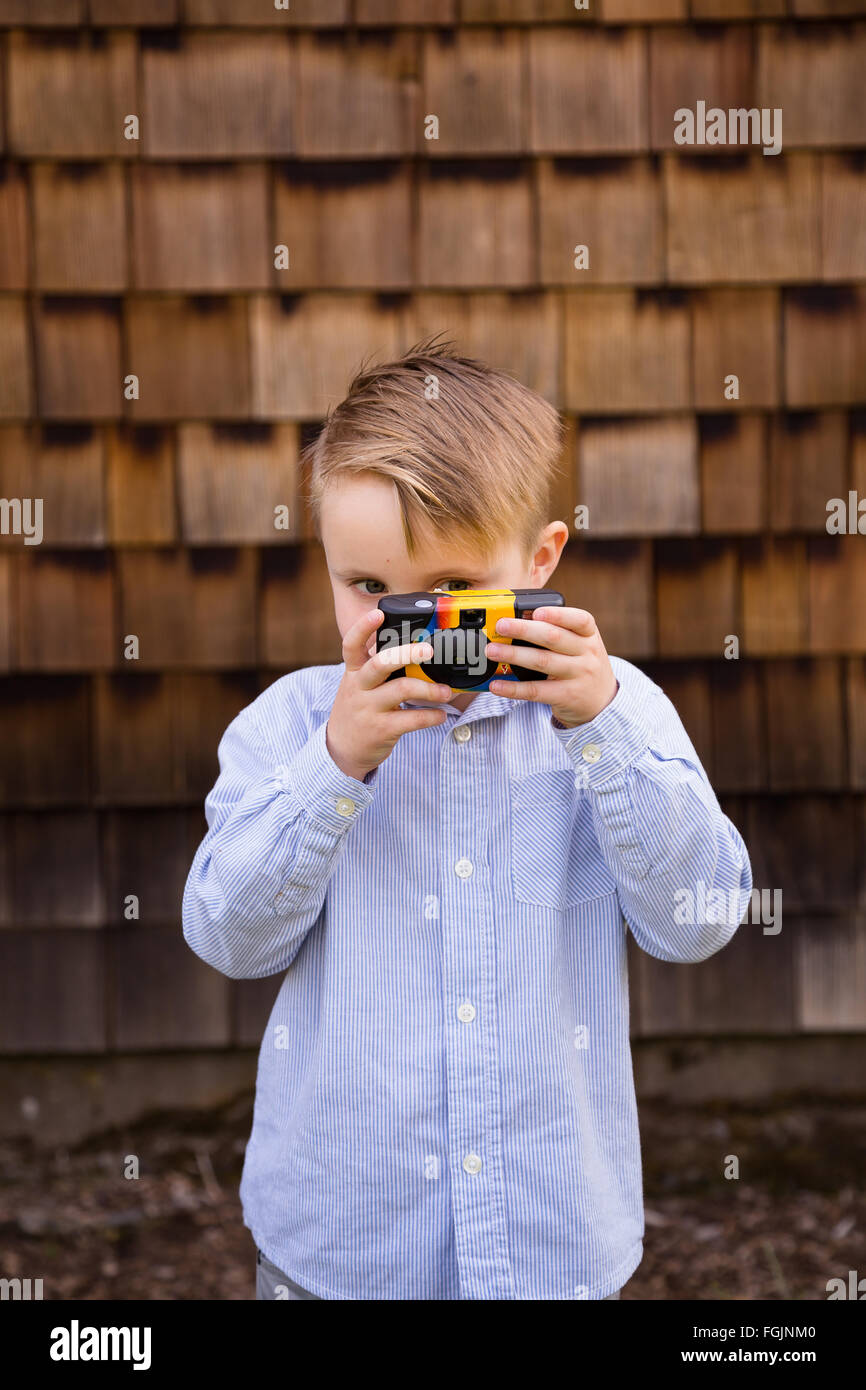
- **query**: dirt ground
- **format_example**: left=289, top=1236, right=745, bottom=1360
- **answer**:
left=1, top=1095, right=863, bottom=1301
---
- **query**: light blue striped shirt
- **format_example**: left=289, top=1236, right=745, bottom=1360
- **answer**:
left=182, top=654, right=752, bottom=1300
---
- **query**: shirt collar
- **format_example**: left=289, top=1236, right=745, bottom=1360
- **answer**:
left=401, top=691, right=520, bottom=724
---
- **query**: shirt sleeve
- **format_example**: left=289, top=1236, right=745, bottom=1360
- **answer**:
left=550, top=662, right=753, bottom=963
left=182, top=706, right=377, bottom=979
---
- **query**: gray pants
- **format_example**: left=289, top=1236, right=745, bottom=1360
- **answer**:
left=255, top=1247, right=620, bottom=1300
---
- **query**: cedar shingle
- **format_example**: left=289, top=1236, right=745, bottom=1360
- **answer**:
left=94, top=672, right=258, bottom=804
left=0, top=1, right=86, bottom=18
left=0, top=554, right=10, bottom=671
left=250, top=292, right=404, bottom=418
left=141, top=30, right=294, bottom=158
left=7, top=31, right=137, bottom=159
left=94, top=674, right=178, bottom=804
left=422, top=29, right=524, bottom=155
left=178, top=673, right=261, bottom=800
left=633, top=664, right=717, bottom=772
left=656, top=539, right=739, bottom=657
left=462, top=0, right=590, bottom=17
left=692, top=288, right=780, bottom=410
left=700, top=414, right=766, bottom=533
left=90, top=0, right=177, bottom=19
left=690, top=0, right=784, bottom=14
left=0, top=296, right=33, bottom=417
left=640, top=661, right=714, bottom=775
left=604, top=0, right=685, bottom=17
left=125, top=295, right=250, bottom=420
left=32, top=163, right=126, bottom=292
left=0, top=931, right=106, bottom=1053
left=791, top=0, right=864, bottom=13
left=821, top=154, right=866, bottom=281
left=768, top=411, right=848, bottom=532
left=848, top=658, right=866, bottom=789
left=296, top=31, right=418, bottom=158
left=0, top=424, right=29, bottom=551
left=784, top=287, right=866, bottom=408
left=563, top=289, right=691, bottom=413
left=4, top=424, right=106, bottom=548
left=185, top=0, right=346, bottom=20
left=359, top=0, right=455, bottom=19
left=741, top=536, right=808, bottom=655
left=131, top=163, right=270, bottom=291
left=110, top=925, right=230, bottom=1049
left=808, top=535, right=866, bottom=654
left=11, top=810, right=103, bottom=926
left=406, top=292, right=560, bottom=403
left=104, top=808, right=202, bottom=927
left=757, top=22, right=866, bottom=147
left=118, top=547, right=257, bottom=668
left=797, top=916, right=866, bottom=1031
left=178, top=422, right=300, bottom=545
left=634, top=923, right=796, bottom=1034
left=665, top=154, right=820, bottom=283
left=548, top=413, right=577, bottom=534
left=578, top=416, right=699, bottom=536
left=237, top=976, right=284, bottom=1047
left=538, top=157, right=663, bottom=287
left=554, top=540, right=654, bottom=658
left=106, top=425, right=177, bottom=546
left=34, top=297, right=122, bottom=420
left=15, top=551, right=115, bottom=671
left=274, top=162, right=412, bottom=290
left=746, top=796, right=856, bottom=912
left=261, top=544, right=342, bottom=667
left=0, top=814, right=9, bottom=923
left=766, top=658, right=846, bottom=790
left=0, top=162, right=29, bottom=289
left=0, top=676, right=91, bottom=806
left=709, top=659, right=766, bottom=791
left=650, top=25, right=754, bottom=152
left=529, top=28, right=647, bottom=154
left=417, top=162, right=533, bottom=287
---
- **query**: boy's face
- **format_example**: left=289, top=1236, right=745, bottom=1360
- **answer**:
left=320, top=475, right=569, bottom=703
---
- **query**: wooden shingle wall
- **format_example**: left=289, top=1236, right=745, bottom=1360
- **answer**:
left=0, top=3, right=864, bottom=1079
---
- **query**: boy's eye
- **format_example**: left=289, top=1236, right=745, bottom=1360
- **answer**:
left=352, top=578, right=475, bottom=595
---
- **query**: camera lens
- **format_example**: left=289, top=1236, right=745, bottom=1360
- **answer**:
left=460, top=608, right=485, bottom=627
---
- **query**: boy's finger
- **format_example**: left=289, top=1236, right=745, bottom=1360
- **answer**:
left=358, top=640, right=438, bottom=690
left=343, top=608, right=385, bottom=671
left=530, top=606, right=597, bottom=638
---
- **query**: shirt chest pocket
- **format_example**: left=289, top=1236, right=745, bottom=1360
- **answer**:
left=509, top=769, right=618, bottom=909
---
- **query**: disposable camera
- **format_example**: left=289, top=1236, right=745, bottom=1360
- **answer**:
left=375, top=588, right=565, bottom=693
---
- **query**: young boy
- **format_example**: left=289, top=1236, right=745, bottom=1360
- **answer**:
left=182, top=339, right=752, bottom=1301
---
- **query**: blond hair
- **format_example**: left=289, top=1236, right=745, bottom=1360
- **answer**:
left=303, top=334, right=565, bottom=565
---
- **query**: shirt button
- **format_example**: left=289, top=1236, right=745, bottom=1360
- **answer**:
left=453, top=725, right=472, bottom=742
left=463, top=1152, right=482, bottom=1174
left=457, top=1001, right=476, bottom=1023
left=581, top=743, right=602, bottom=764
left=455, top=858, right=474, bottom=878
left=335, top=796, right=356, bottom=816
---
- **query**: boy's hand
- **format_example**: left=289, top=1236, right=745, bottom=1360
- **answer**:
left=484, top=606, right=618, bottom=728
left=326, top=608, right=453, bottom=782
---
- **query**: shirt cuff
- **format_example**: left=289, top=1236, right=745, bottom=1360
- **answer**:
left=550, top=677, right=651, bottom=787
left=283, top=720, right=377, bottom=833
